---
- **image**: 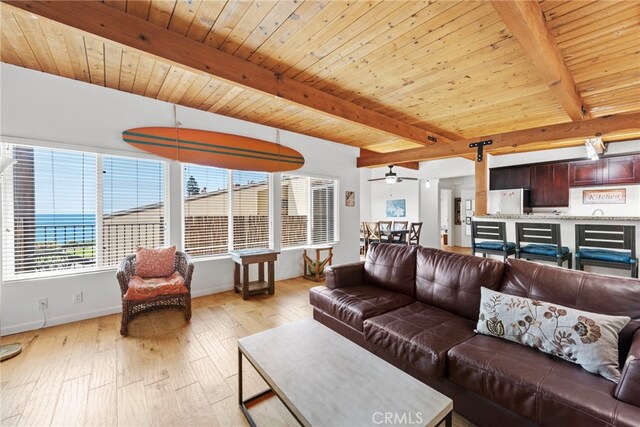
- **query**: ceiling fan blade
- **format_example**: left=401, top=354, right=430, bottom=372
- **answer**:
left=398, top=177, right=418, bottom=181
left=367, top=178, right=387, bottom=182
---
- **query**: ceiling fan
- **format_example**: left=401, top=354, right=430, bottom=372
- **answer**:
left=368, top=165, right=419, bottom=184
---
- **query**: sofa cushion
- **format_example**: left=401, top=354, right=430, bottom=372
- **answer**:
left=447, top=334, right=640, bottom=426
left=309, top=285, right=413, bottom=332
left=363, top=302, right=476, bottom=381
left=475, top=241, right=516, bottom=251
left=415, top=247, right=504, bottom=320
left=477, top=287, right=630, bottom=382
left=500, top=258, right=640, bottom=364
left=364, top=243, right=417, bottom=297
left=520, top=244, right=570, bottom=256
left=576, top=249, right=635, bottom=264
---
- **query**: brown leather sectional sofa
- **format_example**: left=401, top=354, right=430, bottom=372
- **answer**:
left=309, top=243, right=640, bottom=426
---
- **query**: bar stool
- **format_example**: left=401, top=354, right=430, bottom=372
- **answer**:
left=575, top=224, right=638, bottom=278
left=515, top=222, right=572, bottom=268
left=471, top=221, right=516, bottom=261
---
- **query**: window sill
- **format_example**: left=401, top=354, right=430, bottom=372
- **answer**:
left=3, top=265, right=119, bottom=284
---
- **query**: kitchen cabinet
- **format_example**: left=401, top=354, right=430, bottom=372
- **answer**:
left=489, top=165, right=530, bottom=190
left=569, top=154, right=640, bottom=186
left=569, top=160, right=604, bottom=186
left=530, top=162, right=569, bottom=207
left=606, top=155, right=638, bottom=184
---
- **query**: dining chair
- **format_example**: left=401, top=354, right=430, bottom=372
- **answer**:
left=408, top=222, right=422, bottom=245
left=365, top=222, right=382, bottom=253
left=393, top=221, right=409, bottom=230
left=378, top=221, right=392, bottom=243
left=359, top=222, right=367, bottom=255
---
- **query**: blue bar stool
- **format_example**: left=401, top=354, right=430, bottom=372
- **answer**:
left=515, top=222, right=572, bottom=268
left=575, top=224, right=637, bottom=278
left=471, top=221, right=516, bottom=261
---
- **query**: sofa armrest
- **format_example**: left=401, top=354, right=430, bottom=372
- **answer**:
left=325, top=261, right=365, bottom=289
left=616, top=327, right=640, bottom=407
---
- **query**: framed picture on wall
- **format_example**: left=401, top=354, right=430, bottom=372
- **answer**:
left=345, top=191, right=355, bottom=207
left=454, top=197, right=461, bottom=225
left=386, top=199, right=406, bottom=217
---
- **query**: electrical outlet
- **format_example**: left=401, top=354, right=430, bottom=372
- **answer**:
left=73, top=292, right=83, bottom=304
left=38, top=298, right=48, bottom=310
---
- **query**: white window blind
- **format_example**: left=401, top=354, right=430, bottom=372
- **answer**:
left=1, top=144, right=97, bottom=278
left=281, top=175, right=309, bottom=248
left=311, top=178, right=336, bottom=244
left=280, top=175, right=336, bottom=248
left=101, top=156, right=166, bottom=267
left=183, top=164, right=229, bottom=257
left=232, top=170, right=270, bottom=250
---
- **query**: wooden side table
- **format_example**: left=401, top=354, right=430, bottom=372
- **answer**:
left=229, top=249, right=280, bottom=300
left=303, top=245, right=333, bottom=282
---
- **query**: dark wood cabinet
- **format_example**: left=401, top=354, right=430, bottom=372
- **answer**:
left=606, top=155, right=638, bottom=184
left=569, top=160, right=604, bottom=186
left=489, top=165, right=530, bottom=190
left=530, top=162, right=569, bottom=207
left=569, top=155, right=640, bottom=186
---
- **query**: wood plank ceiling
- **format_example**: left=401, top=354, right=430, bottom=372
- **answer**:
left=1, top=0, right=639, bottom=156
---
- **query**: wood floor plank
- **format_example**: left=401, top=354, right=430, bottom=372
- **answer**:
left=89, top=348, right=116, bottom=390
left=50, top=374, right=90, bottom=427
left=189, top=356, right=233, bottom=405
left=84, top=383, right=117, bottom=427
left=174, top=382, right=218, bottom=426
left=0, top=381, right=36, bottom=420
left=117, top=380, right=151, bottom=427
left=144, top=379, right=183, bottom=427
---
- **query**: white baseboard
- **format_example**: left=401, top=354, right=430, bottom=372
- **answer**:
left=1, top=305, right=122, bottom=336
left=1, top=279, right=300, bottom=336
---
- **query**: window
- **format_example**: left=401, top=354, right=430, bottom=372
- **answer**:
left=2, top=144, right=97, bottom=278
left=183, top=164, right=229, bottom=257
left=281, top=175, right=337, bottom=248
left=1, top=143, right=167, bottom=279
left=182, top=166, right=271, bottom=257
left=232, top=170, right=270, bottom=250
left=101, top=156, right=166, bottom=267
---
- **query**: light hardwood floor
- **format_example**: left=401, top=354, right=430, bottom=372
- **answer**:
left=1, top=277, right=472, bottom=427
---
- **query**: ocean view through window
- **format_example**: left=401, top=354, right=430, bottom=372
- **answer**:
left=1, top=143, right=166, bottom=279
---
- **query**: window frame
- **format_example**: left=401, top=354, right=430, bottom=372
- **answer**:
left=1, top=139, right=170, bottom=281
left=280, top=173, right=339, bottom=250
left=181, top=164, right=273, bottom=260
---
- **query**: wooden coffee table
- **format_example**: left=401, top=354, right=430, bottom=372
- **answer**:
left=238, top=319, right=453, bottom=427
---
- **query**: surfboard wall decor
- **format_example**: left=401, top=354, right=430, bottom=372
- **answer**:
left=122, top=127, right=305, bottom=172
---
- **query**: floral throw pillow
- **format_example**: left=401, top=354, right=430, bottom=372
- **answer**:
left=477, top=287, right=630, bottom=383
left=135, top=245, right=176, bottom=278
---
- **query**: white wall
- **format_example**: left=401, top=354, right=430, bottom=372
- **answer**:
left=0, top=64, right=360, bottom=335
left=568, top=184, right=640, bottom=216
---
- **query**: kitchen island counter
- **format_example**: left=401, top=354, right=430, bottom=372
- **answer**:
left=472, top=215, right=639, bottom=277
left=477, top=214, right=640, bottom=221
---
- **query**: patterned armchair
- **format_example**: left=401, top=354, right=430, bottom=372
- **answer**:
left=117, top=251, right=194, bottom=336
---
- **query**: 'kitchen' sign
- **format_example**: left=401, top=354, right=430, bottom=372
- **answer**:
left=583, top=188, right=626, bottom=204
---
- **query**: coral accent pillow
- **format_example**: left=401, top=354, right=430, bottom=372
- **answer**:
left=135, top=245, right=176, bottom=278
left=477, top=287, right=630, bottom=383
left=124, top=271, right=187, bottom=301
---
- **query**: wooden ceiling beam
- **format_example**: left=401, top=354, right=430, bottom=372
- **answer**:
left=357, top=112, right=640, bottom=168
left=491, top=0, right=590, bottom=121
left=4, top=0, right=458, bottom=146
left=359, top=149, right=420, bottom=170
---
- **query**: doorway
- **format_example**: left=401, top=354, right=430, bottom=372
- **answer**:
left=439, top=189, right=451, bottom=247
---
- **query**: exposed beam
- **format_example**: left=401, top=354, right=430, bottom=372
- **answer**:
left=4, top=1, right=459, bottom=146
left=474, top=160, right=488, bottom=216
left=359, top=149, right=420, bottom=170
left=492, top=0, right=590, bottom=121
left=357, top=112, right=640, bottom=167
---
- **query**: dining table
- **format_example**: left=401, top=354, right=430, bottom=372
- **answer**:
left=381, top=229, right=410, bottom=244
